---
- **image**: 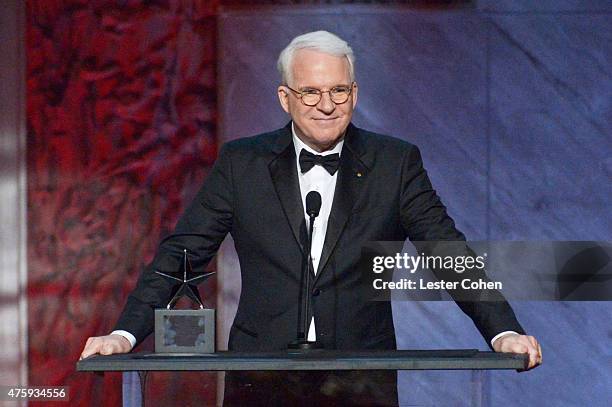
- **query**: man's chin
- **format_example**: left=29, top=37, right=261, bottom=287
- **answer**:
left=311, top=124, right=343, bottom=137
left=312, top=119, right=341, bottom=129
left=313, top=137, right=343, bottom=151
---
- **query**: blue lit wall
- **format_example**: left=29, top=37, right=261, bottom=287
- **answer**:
left=218, top=3, right=611, bottom=405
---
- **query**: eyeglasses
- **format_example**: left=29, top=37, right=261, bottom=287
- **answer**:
left=285, top=83, right=355, bottom=106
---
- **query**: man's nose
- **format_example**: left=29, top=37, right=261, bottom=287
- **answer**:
left=316, top=91, right=336, bottom=113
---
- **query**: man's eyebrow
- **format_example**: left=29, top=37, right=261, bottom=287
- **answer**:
left=298, top=84, right=351, bottom=90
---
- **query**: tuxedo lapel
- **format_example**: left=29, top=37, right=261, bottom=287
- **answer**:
left=315, top=124, right=370, bottom=279
left=268, top=125, right=306, bottom=256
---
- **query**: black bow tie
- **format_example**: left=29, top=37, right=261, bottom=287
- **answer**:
left=299, top=149, right=340, bottom=175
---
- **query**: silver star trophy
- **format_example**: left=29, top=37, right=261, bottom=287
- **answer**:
left=154, top=249, right=216, bottom=354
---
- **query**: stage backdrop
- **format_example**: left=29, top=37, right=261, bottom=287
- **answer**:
left=25, top=1, right=611, bottom=406
left=27, top=1, right=219, bottom=405
left=217, top=3, right=612, bottom=407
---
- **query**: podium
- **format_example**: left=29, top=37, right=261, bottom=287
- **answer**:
left=77, top=350, right=527, bottom=406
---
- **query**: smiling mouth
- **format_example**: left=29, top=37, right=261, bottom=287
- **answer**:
left=313, top=117, right=338, bottom=121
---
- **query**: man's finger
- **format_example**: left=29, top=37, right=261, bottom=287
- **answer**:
left=528, top=346, right=538, bottom=368
left=537, top=343, right=543, bottom=364
left=528, top=336, right=538, bottom=349
left=79, top=338, right=101, bottom=360
left=527, top=336, right=542, bottom=366
left=82, top=339, right=102, bottom=358
left=523, top=339, right=540, bottom=369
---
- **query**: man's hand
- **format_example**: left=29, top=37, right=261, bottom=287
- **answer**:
left=492, top=333, right=542, bottom=371
left=79, top=334, right=132, bottom=360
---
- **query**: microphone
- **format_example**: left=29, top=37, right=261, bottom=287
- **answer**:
left=306, top=191, right=322, bottom=218
left=288, top=191, right=324, bottom=350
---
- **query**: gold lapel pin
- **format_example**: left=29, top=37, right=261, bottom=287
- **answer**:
left=356, top=172, right=362, bottom=177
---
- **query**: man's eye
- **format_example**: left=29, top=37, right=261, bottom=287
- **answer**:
left=331, top=87, right=350, bottom=94
left=301, top=89, right=319, bottom=95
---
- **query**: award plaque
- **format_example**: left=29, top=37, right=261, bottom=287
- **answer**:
left=154, top=250, right=216, bottom=353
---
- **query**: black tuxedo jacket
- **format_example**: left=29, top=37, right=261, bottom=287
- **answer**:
left=115, top=122, right=524, bottom=350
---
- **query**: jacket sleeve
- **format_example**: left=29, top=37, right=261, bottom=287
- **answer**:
left=399, top=145, right=525, bottom=347
left=113, top=143, right=235, bottom=344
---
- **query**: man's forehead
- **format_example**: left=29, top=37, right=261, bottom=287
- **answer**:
left=291, top=49, right=351, bottom=84
left=292, top=49, right=348, bottom=66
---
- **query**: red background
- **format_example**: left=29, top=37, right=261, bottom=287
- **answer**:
left=27, top=1, right=219, bottom=405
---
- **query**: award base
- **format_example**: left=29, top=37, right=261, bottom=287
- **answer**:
left=155, top=309, right=215, bottom=353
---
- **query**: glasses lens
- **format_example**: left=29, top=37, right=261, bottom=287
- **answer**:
left=330, top=88, right=350, bottom=104
left=301, top=92, right=320, bottom=106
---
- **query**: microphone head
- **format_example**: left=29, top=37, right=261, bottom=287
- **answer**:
left=305, top=191, right=322, bottom=218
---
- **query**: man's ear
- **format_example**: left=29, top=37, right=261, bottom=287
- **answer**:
left=277, top=86, right=290, bottom=114
left=351, top=82, right=358, bottom=109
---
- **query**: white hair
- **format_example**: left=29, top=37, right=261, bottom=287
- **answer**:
left=277, top=30, right=355, bottom=86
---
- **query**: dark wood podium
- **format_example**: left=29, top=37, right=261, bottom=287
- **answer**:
left=77, top=350, right=527, bottom=406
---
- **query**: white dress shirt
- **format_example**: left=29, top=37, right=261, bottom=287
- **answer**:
left=291, top=123, right=344, bottom=341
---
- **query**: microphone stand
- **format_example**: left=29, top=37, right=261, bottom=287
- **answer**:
left=288, top=194, right=323, bottom=350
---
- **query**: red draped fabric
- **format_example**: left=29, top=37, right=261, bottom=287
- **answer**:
left=26, top=1, right=219, bottom=405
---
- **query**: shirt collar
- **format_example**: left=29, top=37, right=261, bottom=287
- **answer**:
left=292, top=122, right=344, bottom=159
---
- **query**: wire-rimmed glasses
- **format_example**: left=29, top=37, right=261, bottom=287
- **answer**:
left=284, top=83, right=355, bottom=106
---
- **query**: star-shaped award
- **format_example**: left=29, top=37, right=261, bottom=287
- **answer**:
left=155, top=249, right=215, bottom=309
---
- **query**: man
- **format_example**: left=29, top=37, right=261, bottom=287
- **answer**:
left=81, top=31, right=541, bottom=404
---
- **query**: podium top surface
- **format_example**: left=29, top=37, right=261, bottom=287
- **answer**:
left=77, top=349, right=527, bottom=372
